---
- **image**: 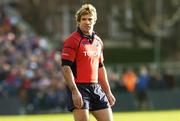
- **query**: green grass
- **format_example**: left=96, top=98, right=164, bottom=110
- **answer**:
left=0, top=110, right=180, bottom=121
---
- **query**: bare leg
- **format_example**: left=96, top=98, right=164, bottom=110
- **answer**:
left=73, top=109, right=89, bottom=121
left=91, top=108, right=114, bottom=121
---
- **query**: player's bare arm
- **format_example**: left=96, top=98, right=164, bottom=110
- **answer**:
left=61, top=65, right=83, bottom=108
left=98, top=66, right=116, bottom=106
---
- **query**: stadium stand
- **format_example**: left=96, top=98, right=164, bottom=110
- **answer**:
left=0, top=97, right=21, bottom=115
left=113, top=92, right=137, bottom=112
left=147, top=90, right=180, bottom=110
left=0, top=3, right=66, bottom=114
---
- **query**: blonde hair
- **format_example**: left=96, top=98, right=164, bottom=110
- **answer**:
left=75, top=4, right=97, bottom=23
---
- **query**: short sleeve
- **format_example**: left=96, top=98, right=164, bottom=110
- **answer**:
left=98, top=38, right=104, bottom=64
left=61, top=37, right=77, bottom=62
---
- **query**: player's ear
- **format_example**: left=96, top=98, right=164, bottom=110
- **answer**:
left=77, top=22, right=80, bottom=26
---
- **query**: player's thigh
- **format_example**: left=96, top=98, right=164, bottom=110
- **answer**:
left=73, top=109, right=89, bottom=121
left=91, top=108, right=114, bottom=121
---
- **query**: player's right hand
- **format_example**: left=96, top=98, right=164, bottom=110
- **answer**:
left=107, top=93, right=116, bottom=107
left=72, top=90, right=84, bottom=108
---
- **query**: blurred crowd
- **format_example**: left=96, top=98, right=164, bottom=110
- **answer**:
left=107, top=64, right=179, bottom=109
left=0, top=5, right=66, bottom=113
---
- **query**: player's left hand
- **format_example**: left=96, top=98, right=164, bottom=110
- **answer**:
left=107, top=93, right=116, bottom=107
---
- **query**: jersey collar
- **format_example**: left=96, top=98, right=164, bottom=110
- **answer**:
left=77, top=27, right=96, bottom=43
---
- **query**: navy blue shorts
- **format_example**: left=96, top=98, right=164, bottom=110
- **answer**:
left=66, top=83, right=110, bottom=112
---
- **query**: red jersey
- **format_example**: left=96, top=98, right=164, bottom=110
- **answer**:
left=61, top=28, right=104, bottom=83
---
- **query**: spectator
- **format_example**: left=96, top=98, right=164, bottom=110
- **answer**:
left=135, top=65, right=150, bottom=109
left=121, top=68, right=137, bottom=93
left=163, top=69, right=176, bottom=89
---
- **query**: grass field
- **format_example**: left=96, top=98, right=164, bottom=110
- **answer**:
left=0, top=110, right=179, bottom=121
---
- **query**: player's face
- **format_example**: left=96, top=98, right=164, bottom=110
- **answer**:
left=78, top=14, right=95, bottom=35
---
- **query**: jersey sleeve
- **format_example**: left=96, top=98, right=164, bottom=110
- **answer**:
left=61, top=37, right=77, bottom=62
left=99, top=39, right=104, bottom=65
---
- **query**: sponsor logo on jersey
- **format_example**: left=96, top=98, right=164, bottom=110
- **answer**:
left=83, top=51, right=101, bottom=57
